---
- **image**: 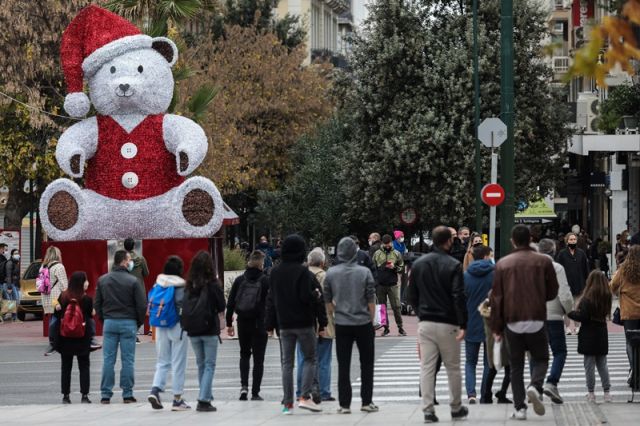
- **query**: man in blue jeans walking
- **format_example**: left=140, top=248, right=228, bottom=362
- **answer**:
left=463, top=245, right=494, bottom=404
left=95, top=250, right=147, bottom=404
left=537, top=239, right=573, bottom=404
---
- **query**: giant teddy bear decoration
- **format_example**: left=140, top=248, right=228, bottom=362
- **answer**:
left=39, top=5, right=224, bottom=240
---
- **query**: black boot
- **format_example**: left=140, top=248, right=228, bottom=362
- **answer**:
left=62, top=394, right=71, bottom=404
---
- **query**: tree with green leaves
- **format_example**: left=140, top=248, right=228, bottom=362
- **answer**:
left=256, top=116, right=349, bottom=245
left=337, top=0, right=571, bottom=230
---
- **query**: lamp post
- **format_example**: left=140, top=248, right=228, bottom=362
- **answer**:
left=473, top=0, right=482, bottom=234
left=499, top=0, right=515, bottom=258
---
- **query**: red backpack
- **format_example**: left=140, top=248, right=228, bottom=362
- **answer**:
left=60, top=299, right=86, bottom=338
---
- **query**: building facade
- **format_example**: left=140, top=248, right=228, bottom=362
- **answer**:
left=276, top=0, right=351, bottom=64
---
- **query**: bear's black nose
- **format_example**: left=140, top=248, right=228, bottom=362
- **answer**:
left=119, top=83, right=130, bottom=93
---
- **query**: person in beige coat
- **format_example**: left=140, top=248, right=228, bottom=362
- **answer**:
left=296, top=248, right=336, bottom=402
left=41, top=246, right=68, bottom=356
left=610, top=245, right=640, bottom=368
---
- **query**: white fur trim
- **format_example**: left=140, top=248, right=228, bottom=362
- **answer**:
left=40, top=177, right=224, bottom=241
left=64, top=92, right=91, bottom=118
left=82, top=34, right=153, bottom=77
left=156, top=274, right=186, bottom=287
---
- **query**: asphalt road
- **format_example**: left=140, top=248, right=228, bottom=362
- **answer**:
left=0, top=334, right=405, bottom=406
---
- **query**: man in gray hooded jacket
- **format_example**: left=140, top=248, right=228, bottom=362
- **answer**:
left=324, top=237, right=377, bottom=414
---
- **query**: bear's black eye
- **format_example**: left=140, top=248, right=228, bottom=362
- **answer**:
left=110, top=66, right=116, bottom=74
left=138, top=65, right=143, bottom=73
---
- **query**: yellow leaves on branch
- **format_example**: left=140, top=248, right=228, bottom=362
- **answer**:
left=181, top=25, right=333, bottom=195
left=569, top=0, right=640, bottom=86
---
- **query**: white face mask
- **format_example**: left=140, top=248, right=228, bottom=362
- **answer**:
left=398, top=238, right=404, bottom=243
left=12, top=254, right=20, bottom=261
left=127, top=260, right=134, bottom=271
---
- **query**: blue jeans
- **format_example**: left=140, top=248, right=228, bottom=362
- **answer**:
left=546, top=320, right=567, bottom=386
left=465, top=340, right=489, bottom=397
left=296, top=337, right=333, bottom=398
left=190, top=335, right=219, bottom=402
left=152, top=323, right=188, bottom=396
left=101, top=319, right=138, bottom=399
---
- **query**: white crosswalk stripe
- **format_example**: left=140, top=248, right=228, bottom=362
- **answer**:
left=353, top=333, right=634, bottom=403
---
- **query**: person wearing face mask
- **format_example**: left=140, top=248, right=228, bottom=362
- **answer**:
left=556, top=232, right=590, bottom=335
left=393, top=231, right=408, bottom=255
left=4, top=248, right=21, bottom=298
left=95, top=250, right=147, bottom=404
left=372, top=235, right=406, bottom=336
left=459, top=227, right=471, bottom=250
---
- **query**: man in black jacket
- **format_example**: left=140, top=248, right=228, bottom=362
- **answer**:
left=95, top=250, right=147, bottom=404
left=265, top=234, right=328, bottom=414
left=407, top=226, right=468, bottom=423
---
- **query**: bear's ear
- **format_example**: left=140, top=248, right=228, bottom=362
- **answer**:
left=151, top=37, right=179, bottom=67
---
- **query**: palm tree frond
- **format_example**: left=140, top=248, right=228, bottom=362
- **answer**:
left=187, top=85, right=218, bottom=123
left=158, top=0, right=203, bottom=20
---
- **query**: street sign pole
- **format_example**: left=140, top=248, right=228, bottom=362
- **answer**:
left=499, top=0, right=515, bottom=258
left=489, top=136, right=498, bottom=251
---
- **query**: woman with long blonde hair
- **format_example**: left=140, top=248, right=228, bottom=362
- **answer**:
left=611, top=245, right=640, bottom=368
left=41, top=246, right=69, bottom=356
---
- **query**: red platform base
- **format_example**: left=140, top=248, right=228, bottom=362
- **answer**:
left=42, top=237, right=222, bottom=336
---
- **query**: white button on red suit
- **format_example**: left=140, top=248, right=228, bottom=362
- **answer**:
left=120, top=142, right=138, bottom=159
left=121, top=172, right=139, bottom=189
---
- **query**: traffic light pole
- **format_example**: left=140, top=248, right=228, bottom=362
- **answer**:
left=473, top=0, right=482, bottom=234
left=499, top=0, right=515, bottom=258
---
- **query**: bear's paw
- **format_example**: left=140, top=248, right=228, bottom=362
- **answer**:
left=64, top=92, right=91, bottom=118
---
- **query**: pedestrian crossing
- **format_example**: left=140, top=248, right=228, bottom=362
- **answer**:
left=352, top=333, right=633, bottom=403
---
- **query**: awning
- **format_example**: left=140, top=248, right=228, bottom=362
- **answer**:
left=515, top=199, right=557, bottom=224
left=222, top=202, right=240, bottom=226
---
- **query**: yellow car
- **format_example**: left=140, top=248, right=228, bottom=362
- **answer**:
left=17, top=260, right=43, bottom=321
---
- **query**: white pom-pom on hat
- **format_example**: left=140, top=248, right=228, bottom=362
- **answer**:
left=64, top=92, right=91, bottom=118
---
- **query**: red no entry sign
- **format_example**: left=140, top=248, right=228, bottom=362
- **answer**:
left=481, top=183, right=505, bottom=207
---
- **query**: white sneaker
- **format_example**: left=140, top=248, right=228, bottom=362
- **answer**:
left=511, top=409, right=527, bottom=420
left=337, top=407, right=351, bottom=414
left=586, top=392, right=596, bottom=403
left=604, top=392, right=613, bottom=403
left=298, top=398, right=322, bottom=412
left=526, top=386, right=545, bottom=416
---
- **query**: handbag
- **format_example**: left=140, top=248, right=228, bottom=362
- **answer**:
left=493, top=339, right=503, bottom=370
left=613, top=307, right=623, bottom=326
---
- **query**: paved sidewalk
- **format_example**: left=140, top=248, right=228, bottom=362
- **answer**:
left=2, top=401, right=638, bottom=426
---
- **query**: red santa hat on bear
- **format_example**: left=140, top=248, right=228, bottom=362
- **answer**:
left=61, top=5, right=176, bottom=118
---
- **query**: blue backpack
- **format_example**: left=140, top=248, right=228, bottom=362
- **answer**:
left=147, top=285, right=179, bottom=328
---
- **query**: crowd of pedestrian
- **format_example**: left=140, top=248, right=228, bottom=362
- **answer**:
left=23, top=222, right=640, bottom=423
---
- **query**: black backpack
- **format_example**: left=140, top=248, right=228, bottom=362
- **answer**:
left=234, top=277, right=262, bottom=317
left=180, top=286, right=216, bottom=336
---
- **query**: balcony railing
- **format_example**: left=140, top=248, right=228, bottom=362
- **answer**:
left=552, top=56, right=570, bottom=73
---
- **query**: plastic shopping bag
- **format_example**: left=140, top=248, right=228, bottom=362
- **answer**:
left=493, top=339, right=503, bottom=370
left=379, top=304, right=388, bottom=327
